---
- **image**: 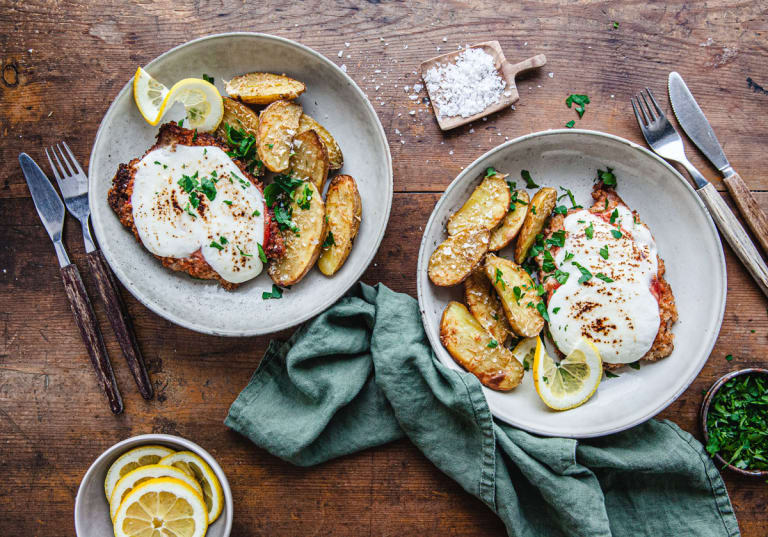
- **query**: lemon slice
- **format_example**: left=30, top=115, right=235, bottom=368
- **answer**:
left=104, top=445, right=176, bottom=501
left=533, top=336, right=602, bottom=410
left=133, top=67, right=224, bottom=132
left=510, top=337, right=538, bottom=369
left=113, top=477, right=208, bottom=537
left=109, top=464, right=203, bottom=521
left=159, top=451, right=223, bottom=523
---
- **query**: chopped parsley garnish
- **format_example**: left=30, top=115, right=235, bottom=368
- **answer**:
left=541, top=250, right=556, bottom=273
left=629, top=361, right=641, bottom=370
left=599, top=245, right=609, bottom=259
left=554, top=269, right=569, bottom=285
left=192, top=129, right=198, bottom=142
left=565, top=120, right=575, bottom=128
left=536, top=302, right=550, bottom=322
left=178, top=171, right=200, bottom=194
left=595, top=273, right=614, bottom=283
left=322, top=231, right=336, bottom=248
left=558, top=187, right=582, bottom=209
left=262, top=284, right=283, bottom=300
left=565, top=94, right=591, bottom=118
left=491, top=312, right=499, bottom=321
left=209, top=240, right=224, bottom=251
left=546, top=230, right=566, bottom=248
left=726, top=354, right=734, bottom=362
left=584, top=222, right=594, bottom=239
left=597, top=167, right=617, bottom=187
left=571, top=261, right=593, bottom=284
left=495, top=268, right=506, bottom=290
left=177, top=119, right=184, bottom=127
left=612, top=21, right=620, bottom=29
left=512, top=286, right=523, bottom=303
left=294, top=183, right=313, bottom=210
left=521, top=170, right=539, bottom=189
left=237, top=245, right=253, bottom=258
left=257, top=243, right=267, bottom=263
left=705, top=373, right=768, bottom=471
left=610, top=208, right=619, bottom=224
left=268, top=143, right=274, bottom=149
left=611, top=229, right=623, bottom=239
left=563, top=251, right=574, bottom=262
left=605, top=371, right=620, bottom=378
left=219, top=236, right=228, bottom=244
left=223, top=200, right=233, bottom=206
left=510, top=189, right=528, bottom=209
left=154, top=160, right=162, bottom=166
left=183, top=203, right=196, bottom=218
left=200, top=175, right=217, bottom=201
left=487, top=339, right=499, bottom=349
left=485, top=166, right=498, bottom=177
left=553, top=307, right=561, bottom=314
left=530, top=204, right=537, bottom=215
left=554, top=205, right=568, bottom=215
left=252, top=209, right=261, bottom=217
left=535, top=283, right=546, bottom=296
left=264, top=174, right=305, bottom=233
left=223, top=123, right=263, bottom=174
left=202, top=73, right=214, bottom=84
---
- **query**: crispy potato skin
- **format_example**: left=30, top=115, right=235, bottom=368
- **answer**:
left=258, top=100, right=303, bottom=173
left=484, top=254, right=544, bottom=337
left=464, top=269, right=511, bottom=344
left=489, top=189, right=529, bottom=251
left=216, top=97, right=260, bottom=142
left=226, top=72, right=306, bottom=105
left=514, top=187, right=557, bottom=263
left=447, top=173, right=511, bottom=236
left=267, top=181, right=326, bottom=286
left=428, top=228, right=490, bottom=286
left=290, top=130, right=330, bottom=191
left=440, top=301, right=524, bottom=391
left=297, top=114, right=343, bottom=170
left=318, top=175, right=362, bottom=276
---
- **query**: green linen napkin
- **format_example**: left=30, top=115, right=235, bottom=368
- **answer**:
left=226, top=283, right=739, bottom=537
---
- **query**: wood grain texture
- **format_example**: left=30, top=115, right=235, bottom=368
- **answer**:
left=60, top=263, right=124, bottom=414
left=724, top=171, right=768, bottom=258
left=86, top=249, right=153, bottom=400
left=2, top=1, right=768, bottom=536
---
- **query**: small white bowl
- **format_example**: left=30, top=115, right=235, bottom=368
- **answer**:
left=74, top=434, right=233, bottom=537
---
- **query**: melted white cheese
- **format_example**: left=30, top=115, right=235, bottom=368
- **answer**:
left=547, top=206, right=660, bottom=364
left=131, top=145, right=266, bottom=284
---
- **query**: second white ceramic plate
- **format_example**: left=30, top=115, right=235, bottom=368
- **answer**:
left=89, top=33, right=392, bottom=336
left=417, top=130, right=726, bottom=438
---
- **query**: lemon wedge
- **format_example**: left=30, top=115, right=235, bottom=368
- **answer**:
left=109, top=464, right=203, bottom=521
left=104, top=444, right=176, bottom=501
left=533, top=336, right=602, bottom=410
left=113, top=477, right=208, bottom=537
left=133, top=67, right=224, bottom=132
left=510, top=337, right=538, bottom=370
left=159, top=451, right=224, bottom=523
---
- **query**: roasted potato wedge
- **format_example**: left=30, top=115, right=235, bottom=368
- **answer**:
left=446, top=173, right=511, bottom=236
left=428, top=228, right=490, bottom=287
left=513, top=187, right=557, bottom=263
left=484, top=254, right=544, bottom=338
left=489, top=189, right=529, bottom=251
left=268, top=181, right=326, bottom=286
left=216, top=97, right=260, bottom=141
left=258, top=100, right=303, bottom=173
left=464, top=269, right=511, bottom=345
left=318, top=175, right=362, bottom=276
left=290, top=130, right=330, bottom=191
left=440, top=301, right=524, bottom=391
left=226, top=72, right=306, bottom=105
left=297, top=114, right=343, bottom=170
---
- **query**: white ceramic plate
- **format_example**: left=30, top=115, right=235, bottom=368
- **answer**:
left=89, top=33, right=392, bottom=336
left=417, top=130, right=726, bottom=438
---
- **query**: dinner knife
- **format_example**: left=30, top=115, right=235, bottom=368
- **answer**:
left=669, top=72, right=768, bottom=257
left=19, top=153, right=124, bottom=414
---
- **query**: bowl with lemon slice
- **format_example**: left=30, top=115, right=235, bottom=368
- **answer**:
left=75, top=434, right=232, bottom=537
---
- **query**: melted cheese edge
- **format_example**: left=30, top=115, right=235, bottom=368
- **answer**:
left=547, top=206, right=660, bottom=364
left=131, top=145, right=266, bottom=284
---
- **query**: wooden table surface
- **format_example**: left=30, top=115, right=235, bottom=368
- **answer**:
left=2, top=1, right=768, bottom=535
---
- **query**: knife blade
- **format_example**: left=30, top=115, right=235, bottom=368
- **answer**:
left=668, top=72, right=731, bottom=173
left=18, top=153, right=70, bottom=266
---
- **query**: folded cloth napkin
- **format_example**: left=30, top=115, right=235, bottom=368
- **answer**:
left=226, top=283, right=739, bottom=537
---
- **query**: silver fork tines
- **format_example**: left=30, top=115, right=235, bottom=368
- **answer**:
left=631, top=88, right=708, bottom=189
left=46, top=141, right=96, bottom=252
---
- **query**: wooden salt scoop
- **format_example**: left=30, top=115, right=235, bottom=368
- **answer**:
left=420, top=41, right=546, bottom=131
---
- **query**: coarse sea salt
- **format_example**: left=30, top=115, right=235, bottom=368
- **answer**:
left=423, top=47, right=506, bottom=119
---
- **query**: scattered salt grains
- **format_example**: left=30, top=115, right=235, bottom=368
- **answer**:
left=337, top=50, right=343, bottom=58
left=409, top=110, right=416, bottom=115
left=548, top=72, right=554, bottom=78
left=340, top=64, right=347, bottom=72
left=449, top=150, right=454, bottom=155
left=423, top=47, right=506, bottom=118
left=345, top=42, right=350, bottom=48
left=469, top=128, right=475, bottom=133
left=443, top=37, right=448, bottom=42
left=404, top=44, right=408, bottom=49
left=413, top=83, right=423, bottom=92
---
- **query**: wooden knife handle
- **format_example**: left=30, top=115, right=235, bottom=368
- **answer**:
left=698, top=183, right=768, bottom=298
left=722, top=171, right=768, bottom=258
left=86, top=250, right=153, bottom=400
left=60, top=264, right=124, bottom=414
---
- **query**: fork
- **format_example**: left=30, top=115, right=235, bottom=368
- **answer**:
left=47, top=142, right=154, bottom=399
left=632, top=88, right=768, bottom=298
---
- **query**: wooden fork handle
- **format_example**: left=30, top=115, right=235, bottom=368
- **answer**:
left=60, top=263, right=124, bottom=414
left=86, top=249, right=153, bottom=400
left=698, top=183, right=768, bottom=298
left=722, top=171, right=768, bottom=258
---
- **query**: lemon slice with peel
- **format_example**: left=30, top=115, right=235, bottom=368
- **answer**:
left=104, top=444, right=176, bottom=501
left=533, top=336, right=602, bottom=410
left=510, top=337, right=538, bottom=369
left=109, top=464, right=203, bottom=521
left=113, top=477, right=208, bottom=537
left=133, top=67, right=223, bottom=132
left=159, top=451, right=223, bottom=523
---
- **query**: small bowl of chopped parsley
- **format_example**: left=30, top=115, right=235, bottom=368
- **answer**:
left=700, top=368, right=768, bottom=476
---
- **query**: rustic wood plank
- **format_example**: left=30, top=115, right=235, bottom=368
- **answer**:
left=2, top=1, right=768, bottom=535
